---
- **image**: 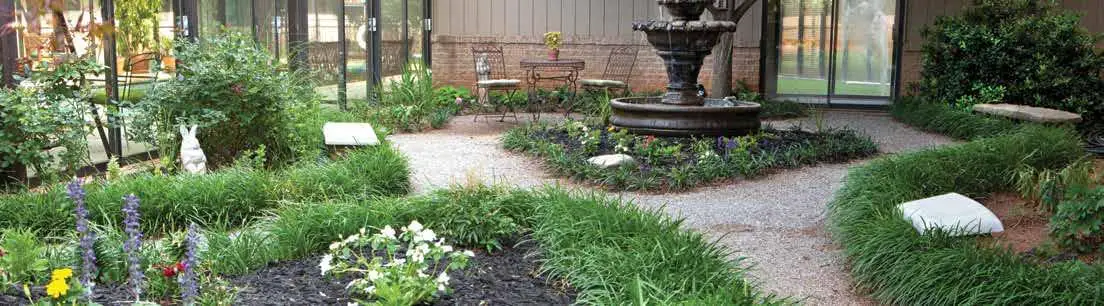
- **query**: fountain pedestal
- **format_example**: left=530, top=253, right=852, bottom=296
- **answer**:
left=609, top=0, right=762, bottom=136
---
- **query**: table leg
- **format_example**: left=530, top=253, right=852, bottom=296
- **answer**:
left=563, top=69, right=581, bottom=118
left=526, top=69, right=542, bottom=122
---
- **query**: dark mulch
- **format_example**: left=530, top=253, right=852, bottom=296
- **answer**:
left=1, top=283, right=141, bottom=306
left=229, top=241, right=574, bottom=305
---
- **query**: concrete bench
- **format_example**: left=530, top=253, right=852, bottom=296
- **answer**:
left=972, top=103, right=1081, bottom=124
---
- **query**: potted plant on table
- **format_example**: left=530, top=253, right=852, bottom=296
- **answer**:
left=544, top=31, right=562, bottom=61
left=116, top=0, right=163, bottom=73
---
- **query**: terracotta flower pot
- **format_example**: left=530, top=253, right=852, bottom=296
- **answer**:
left=548, top=48, right=560, bottom=61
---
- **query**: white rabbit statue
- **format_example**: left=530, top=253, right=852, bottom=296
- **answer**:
left=179, top=125, right=207, bottom=174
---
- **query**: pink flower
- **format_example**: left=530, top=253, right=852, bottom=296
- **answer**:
left=230, top=83, right=245, bottom=95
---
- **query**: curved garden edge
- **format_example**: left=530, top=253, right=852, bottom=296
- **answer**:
left=501, top=122, right=878, bottom=193
left=201, top=185, right=790, bottom=304
left=827, top=125, right=1104, bottom=304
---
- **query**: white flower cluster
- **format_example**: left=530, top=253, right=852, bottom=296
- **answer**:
left=320, top=220, right=476, bottom=304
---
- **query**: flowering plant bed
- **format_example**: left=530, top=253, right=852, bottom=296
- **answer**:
left=230, top=232, right=573, bottom=305
left=503, top=121, right=878, bottom=191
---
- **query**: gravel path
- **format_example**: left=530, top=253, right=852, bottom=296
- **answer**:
left=389, top=110, right=956, bottom=305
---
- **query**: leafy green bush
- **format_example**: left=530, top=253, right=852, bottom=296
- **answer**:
left=398, top=185, right=534, bottom=252
left=125, top=32, right=323, bottom=168
left=829, top=125, right=1099, bottom=304
left=891, top=96, right=1018, bottom=140
left=919, top=0, right=1104, bottom=120
left=1051, top=187, right=1104, bottom=253
left=277, top=144, right=411, bottom=201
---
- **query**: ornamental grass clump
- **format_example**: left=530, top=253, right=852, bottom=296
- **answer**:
left=321, top=221, right=474, bottom=305
left=65, top=179, right=97, bottom=297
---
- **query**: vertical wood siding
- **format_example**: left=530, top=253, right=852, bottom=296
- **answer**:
left=433, top=0, right=761, bottom=46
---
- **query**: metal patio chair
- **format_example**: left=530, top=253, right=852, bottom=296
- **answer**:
left=470, top=43, right=521, bottom=122
left=580, top=46, right=639, bottom=96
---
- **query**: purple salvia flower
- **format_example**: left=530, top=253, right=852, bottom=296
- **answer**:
left=122, top=194, right=144, bottom=300
left=66, top=179, right=97, bottom=298
left=180, top=223, right=200, bottom=305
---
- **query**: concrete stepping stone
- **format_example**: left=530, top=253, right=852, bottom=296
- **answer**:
left=323, top=122, right=380, bottom=146
left=898, top=192, right=1005, bottom=236
left=588, top=154, right=635, bottom=169
left=972, top=103, right=1081, bottom=123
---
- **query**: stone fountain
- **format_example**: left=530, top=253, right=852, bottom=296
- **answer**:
left=610, top=0, right=761, bottom=136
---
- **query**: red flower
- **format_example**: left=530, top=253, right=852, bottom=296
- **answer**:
left=161, top=265, right=177, bottom=277
left=176, top=262, right=186, bottom=273
left=643, top=135, right=657, bottom=146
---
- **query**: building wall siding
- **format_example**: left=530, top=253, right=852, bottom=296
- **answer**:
left=430, top=0, right=763, bottom=91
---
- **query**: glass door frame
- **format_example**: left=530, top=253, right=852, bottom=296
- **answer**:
left=760, top=0, right=908, bottom=106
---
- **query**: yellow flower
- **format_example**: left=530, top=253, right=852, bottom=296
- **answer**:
left=51, top=268, right=74, bottom=281
left=45, top=278, right=69, bottom=299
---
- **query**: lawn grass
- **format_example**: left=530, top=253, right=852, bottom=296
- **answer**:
left=828, top=125, right=1102, bottom=304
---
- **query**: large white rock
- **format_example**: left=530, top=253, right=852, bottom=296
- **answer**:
left=587, top=154, right=635, bottom=169
left=323, top=122, right=380, bottom=146
left=898, top=193, right=1005, bottom=236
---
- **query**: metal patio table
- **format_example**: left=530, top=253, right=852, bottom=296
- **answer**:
left=520, top=58, right=585, bottom=120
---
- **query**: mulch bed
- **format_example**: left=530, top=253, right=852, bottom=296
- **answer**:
left=229, top=241, right=574, bottom=305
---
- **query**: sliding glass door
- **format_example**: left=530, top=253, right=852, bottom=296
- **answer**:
left=768, top=0, right=900, bottom=105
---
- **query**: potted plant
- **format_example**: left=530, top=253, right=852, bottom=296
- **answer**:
left=158, top=37, right=175, bottom=72
left=115, top=0, right=162, bottom=73
left=544, top=31, right=562, bottom=61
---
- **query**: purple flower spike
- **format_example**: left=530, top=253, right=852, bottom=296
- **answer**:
left=66, top=179, right=97, bottom=298
left=122, top=194, right=144, bottom=299
left=180, top=223, right=200, bottom=305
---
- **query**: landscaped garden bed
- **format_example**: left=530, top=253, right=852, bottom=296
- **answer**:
left=504, top=120, right=877, bottom=191
left=828, top=125, right=1104, bottom=304
left=0, top=175, right=784, bottom=305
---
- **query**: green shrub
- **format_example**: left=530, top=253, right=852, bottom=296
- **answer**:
left=829, top=125, right=1099, bottom=304
left=398, top=185, right=535, bottom=252
left=891, top=96, right=1018, bottom=140
left=0, top=229, right=50, bottom=286
left=1051, top=187, right=1104, bottom=253
left=920, top=0, right=1104, bottom=121
left=125, top=31, right=323, bottom=168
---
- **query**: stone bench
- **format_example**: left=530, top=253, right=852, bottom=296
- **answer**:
left=971, top=103, right=1081, bottom=124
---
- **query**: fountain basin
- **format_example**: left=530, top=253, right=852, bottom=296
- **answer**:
left=609, top=97, right=762, bottom=137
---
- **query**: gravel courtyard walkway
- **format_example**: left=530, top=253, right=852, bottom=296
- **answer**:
left=389, top=110, right=955, bottom=305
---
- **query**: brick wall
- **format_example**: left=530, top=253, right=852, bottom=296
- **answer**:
left=431, top=34, right=761, bottom=94
left=899, top=50, right=923, bottom=95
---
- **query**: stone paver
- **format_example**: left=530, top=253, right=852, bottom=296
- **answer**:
left=389, top=110, right=956, bottom=305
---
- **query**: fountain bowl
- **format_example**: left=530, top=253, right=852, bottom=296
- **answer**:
left=609, top=97, right=762, bottom=137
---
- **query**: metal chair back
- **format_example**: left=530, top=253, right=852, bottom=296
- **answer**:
left=601, top=46, right=639, bottom=84
left=471, top=43, right=510, bottom=81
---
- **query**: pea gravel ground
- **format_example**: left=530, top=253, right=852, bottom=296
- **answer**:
left=389, top=110, right=955, bottom=305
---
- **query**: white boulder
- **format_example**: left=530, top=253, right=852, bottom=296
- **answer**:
left=898, top=193, right=1005, bottom=236
left=587, top=154, right=635, bottom=169
left=323, top=122, right=380, bottom=146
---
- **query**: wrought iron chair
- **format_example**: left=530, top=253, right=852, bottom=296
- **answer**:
left=580, top=46, right=639, bottom=96
left=470, top=43, right=521, bottom=122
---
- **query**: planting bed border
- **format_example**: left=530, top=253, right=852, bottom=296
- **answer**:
left=503, top=123, right=877, bottom=192
left=828, top=125, right=1104, bottom=304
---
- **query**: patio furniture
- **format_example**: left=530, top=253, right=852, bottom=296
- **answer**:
left=580, top=46, right=639, bottom=96
left=520, top=58, right=585, bottom=119
left=471, top=43, right=521, bottom=122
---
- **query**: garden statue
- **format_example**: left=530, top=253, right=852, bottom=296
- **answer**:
left=609, top=0, right=761, bottom=136
left=179, top=125, right=207, bottom=174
